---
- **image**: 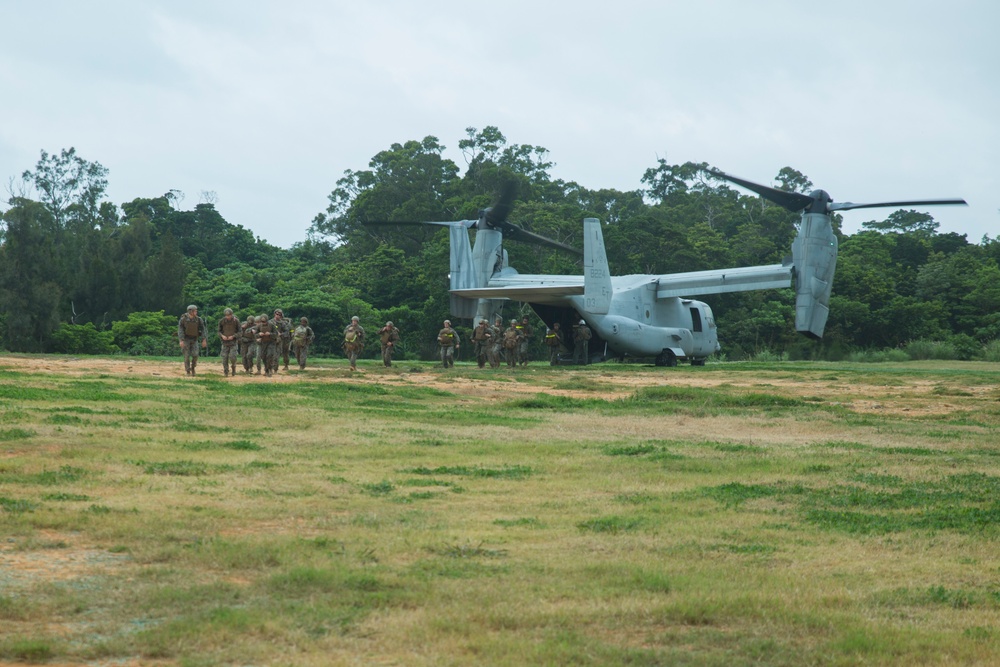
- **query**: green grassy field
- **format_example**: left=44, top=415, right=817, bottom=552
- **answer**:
left=2, top=356, right=1000, bottom=666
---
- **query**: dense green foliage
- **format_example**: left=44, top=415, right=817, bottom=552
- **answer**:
left=2, top=131, right=996, bottom=360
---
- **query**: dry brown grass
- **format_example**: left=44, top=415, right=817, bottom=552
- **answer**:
left=2, top=355, right=1000, bottom=665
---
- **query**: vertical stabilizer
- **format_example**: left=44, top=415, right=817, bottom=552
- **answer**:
left=583, top=218, right=612, bottom=314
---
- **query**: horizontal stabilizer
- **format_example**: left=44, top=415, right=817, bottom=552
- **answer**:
left=656, top=264, right=793, bottom=298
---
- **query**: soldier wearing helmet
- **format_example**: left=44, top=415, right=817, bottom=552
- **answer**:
left=292, top=317, right=315, bottom=369
left=218, top=307, right=241, bottom=377
left=516, top=315, right=534, bottom=366
left=502, top=319, right=523, bottom=368
left=177, top=305, right=207, bottom=376
left=272, top=308, right=292, bottom=372
left=544, top=321, right=564, bottom=365
left=489, top=316, right=505, bottom=369
left=253, top=316, right=266, bottom=374
left=240, top=314, right=257, bottom=374
left=377, top=320, right=401, bottom=367
left=343, top=316, right=365, bottom=370
left=471, top=318, right=493, bottom=369
left=255, top=313, right=279, bottom=377
left=436, top=319, right=460, bottom=368
left=573, top=319, right=592, bottom=365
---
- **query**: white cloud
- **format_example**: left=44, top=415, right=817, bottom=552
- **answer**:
left=2, top=0, right=997, bottom=246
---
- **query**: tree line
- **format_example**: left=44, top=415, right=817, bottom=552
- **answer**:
left=3, top=129, right=998, bottom=363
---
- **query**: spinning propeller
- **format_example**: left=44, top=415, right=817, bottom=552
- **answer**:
left=707, top=169, right=968, bottom=214
left=366, top=181, right=582, bottom=255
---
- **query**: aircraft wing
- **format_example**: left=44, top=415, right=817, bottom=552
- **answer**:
left=450, top=284, right=584, bottom=301
left=655, top=263, right=793, bottom=298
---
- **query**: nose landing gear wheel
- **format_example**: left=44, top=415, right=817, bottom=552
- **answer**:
left=655, top=350, right=677, bottom=367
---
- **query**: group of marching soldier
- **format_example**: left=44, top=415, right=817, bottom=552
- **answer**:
left=340, top=314, right=593, bottom=370
left=177, top=305, right=315, bottom=377
left=457, top=315, right=593, bottom=369
left=179, top=304, right=594, bottom=376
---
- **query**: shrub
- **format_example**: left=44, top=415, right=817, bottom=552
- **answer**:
left=982, top=339, right=1000, bottom=362
left=111, top=311, right=178, bottom=356
left=905, top=339, right=957, bottom=361
left=846, top=348, right=910, bottom=363
left=947, top=334, right=981, bottom=361
left=752, top=348, right=782, bottom=362
left=50, top=323, right=118, bottom=355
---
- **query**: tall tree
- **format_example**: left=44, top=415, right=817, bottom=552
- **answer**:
left=21, top=148, right=110, bottom=231
left=0, top=199, right=64, bottom=350
left=862, top=209, right=939, bottom=235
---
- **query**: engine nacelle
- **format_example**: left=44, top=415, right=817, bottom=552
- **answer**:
left=792, top=212, right=838, bottom=339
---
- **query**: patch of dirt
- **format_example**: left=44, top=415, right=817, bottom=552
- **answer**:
left=0, top=355, right=981, bottom=417
left=0, top=530, right=130, bottom=589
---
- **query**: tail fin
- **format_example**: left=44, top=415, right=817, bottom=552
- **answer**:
left=792, top=213, right=838, bottom=339
left=583, top=218, right=612, bottom=314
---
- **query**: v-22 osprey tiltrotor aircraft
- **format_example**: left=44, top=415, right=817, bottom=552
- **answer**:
left=405, top=170, right=966, bottom=366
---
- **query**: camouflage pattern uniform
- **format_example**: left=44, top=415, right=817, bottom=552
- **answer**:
left=502, top=320, right=523, bottom=368
left=256, top=315, right=279, bottom=376
left=377, top=322, right=400, bottom=367
left=515, top=317, right=534, bottom=366
left=177, top=306, right=207, bottom=376
left=573, top=320, right=592, bottom=365
left=343, top=317, right=365, bottom=370
left=273, top=309, right=292, bottom=371
left=437, top=320, right=460, bottom=368
left=253, top=316, right=266, bottom=374
left=292, top=317, right=315, bottom=369
left=240, top=315, right=257, bottom=373
left=471, top=319, right=493, bottom=369
left=218, top=309, right=241, bottom=377
left=489, top=317, right=504, bottom=369
left=544, top=323, right=564, bottom=365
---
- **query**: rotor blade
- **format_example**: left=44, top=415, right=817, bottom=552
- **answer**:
left=498, top=224, right=582, bottom=256
left=828, top=198, right=968, bottom=212
left=707, top=169, right=815, bottom=212
left=484, top=180, right=518, bottom=227
left=364, top=219, right=477, bottom=228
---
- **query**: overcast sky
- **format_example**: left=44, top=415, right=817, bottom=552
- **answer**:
left=2, top=0, right=996, bottom=248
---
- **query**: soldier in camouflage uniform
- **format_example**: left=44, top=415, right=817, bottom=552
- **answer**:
left=437, top=319, right=460, bottom=368
left=177, top=304, right=207, bottom=376
left=343, top=316, right=365, bottom=370
left=218, top=308, right=241, bottom=377
left=292, top=317, right=315, bottom=369
left=255, top=313, right=279, bottom=377
left=240, top=315, right=257, bottom=374
left=515, top=315, right=534, bottom=366
left=471, top=319, right=493, bottom=369
left=489, top=316, right=504, bottom=369
left=544, top=322, right=564, bottom=365
left=377, top=321, right=400, bottom=367
left=273, top=308, right=292, bottom=371
left=253, top=316, right=265, bottom=374
left=573, top=319, right=592, bottom=365
left=502, top=319, right=523, bottom=368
